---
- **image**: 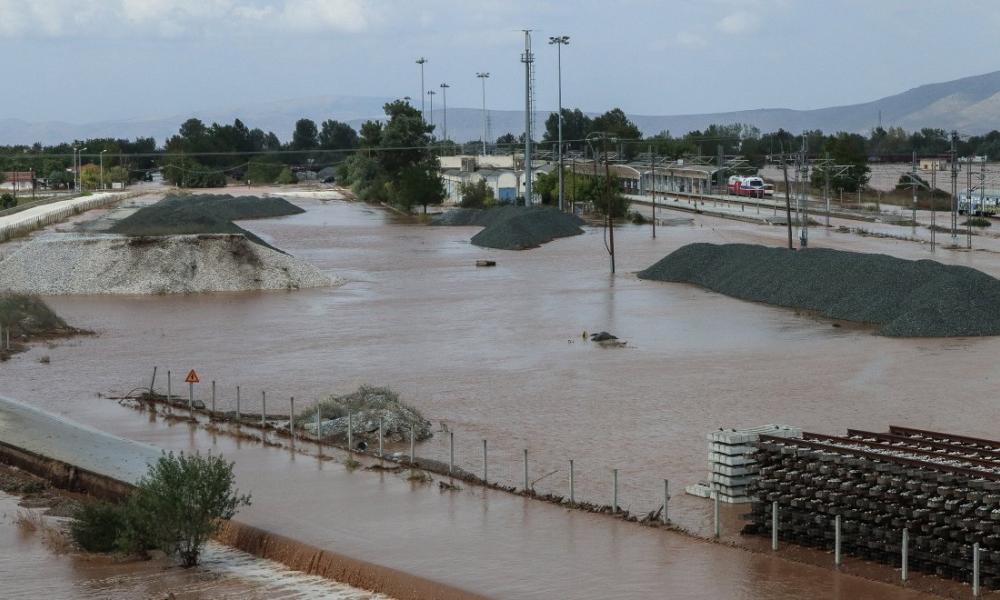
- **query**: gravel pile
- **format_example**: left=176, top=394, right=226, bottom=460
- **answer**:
left=298, top=385, right=433, bottom=443
left=0, top=293, right=80, bottom=359
left=433, top=206, right=584, bottom=250
left=637, top=242, right=1000, bottom=337
left=110, top=194, right=304, bottom=250
left=0, top=233, right=333, bottom=295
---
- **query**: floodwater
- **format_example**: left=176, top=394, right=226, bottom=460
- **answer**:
left=2, top=189, right=999, bottom=597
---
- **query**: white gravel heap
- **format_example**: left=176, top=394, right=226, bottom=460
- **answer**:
left=0, top=233, right=335, bottom=295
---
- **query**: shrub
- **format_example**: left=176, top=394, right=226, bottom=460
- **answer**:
left=629, top=210, right=648, bottom=224
left=121, top=452, right=251, bottom=567
left=964, top=217, right=992, bottom=228
left=459, top=179, right=494, bottom=208
left=70, top=501, right=127, bottom=553
left=275, top=167, right=297, bottom=185
left=1, top=193, right=15, bottom=209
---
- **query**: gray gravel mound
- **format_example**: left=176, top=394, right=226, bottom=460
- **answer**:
left=298, top=385, right=432, bottom=443
left=433, top=206, right=584, bottom=250
left=637, top=243, right=1000, bottom=337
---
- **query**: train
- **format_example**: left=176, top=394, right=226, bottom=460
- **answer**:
left=727, top=175, right=766, bottom=198
left=957, top=189, right=1000, bottom=216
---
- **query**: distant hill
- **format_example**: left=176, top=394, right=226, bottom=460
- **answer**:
left=5, top=71, right=1000, bottom=146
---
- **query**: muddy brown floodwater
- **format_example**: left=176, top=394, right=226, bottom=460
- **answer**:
left=3, top=190, right=999, bottom=598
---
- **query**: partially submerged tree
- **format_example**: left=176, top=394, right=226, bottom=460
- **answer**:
left=459, top=179, right=494, bottom=208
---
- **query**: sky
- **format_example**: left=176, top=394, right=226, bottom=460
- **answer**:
left=3, top=0, right=1000, bottom=124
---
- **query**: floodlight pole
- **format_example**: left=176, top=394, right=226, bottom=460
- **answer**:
left=477, top=72, right=490, bottom=155
left=416, top=57, right=428, bottom=120
left=549, top=35, right=569, bottom=211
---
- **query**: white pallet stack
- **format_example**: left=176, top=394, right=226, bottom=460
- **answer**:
left=686, top=424, right=801, bottom=503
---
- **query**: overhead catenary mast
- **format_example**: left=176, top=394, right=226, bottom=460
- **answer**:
left=521, top=30, right=534, bottom=206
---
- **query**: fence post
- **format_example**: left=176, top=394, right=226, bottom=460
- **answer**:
left=347, top=410, right=353, bottom=451
left=901, top=528, right=908, bottom=581
left=409, top=426, right=415, bottom=465
left=612, top=469, right=618, bottom=514
left=315, top=400, right=322, bottom=448
left=236, top=385, right=241, bottom=422
left=378, top=418, right=384, bottom=457
left=289, top=397, right=295, bottom=444
left=973, top=542, right=980, bottom=597
left=569, top=459, right=575, bottom=504
left=835, top=514, right=842, bottom=566
left=261, top=391, right=266, bottom=428
left=771, top=501, right=778, bottom=550
left=211, top=380, right=216, bottom=414
left=149, top=366, right=157, bottom=396
left=449, top=431, right=454, bottom=474
left=167, top=370, right=172, bottom=404
left=523, top=449, right=529, bottom=492
left=482, top=439, right=488, bottom=482
left=662, top=479, right=669, bottom=524
left=713, top=490, right=720, bottom=538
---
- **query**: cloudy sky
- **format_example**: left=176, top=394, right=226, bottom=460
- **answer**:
left=3, top=0, right=999, bottom=123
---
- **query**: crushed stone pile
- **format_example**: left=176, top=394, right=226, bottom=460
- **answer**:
left=0, top=233, right=332, bottom=295
left=299, top=385, right=433, bottom=443
left=637, top=242, right=1000, bottom=337
left=110, top=194, right=304, bottom=250
left=433, top=206, right=584, bottom=250
left=0, top=293, right=81, bottom=359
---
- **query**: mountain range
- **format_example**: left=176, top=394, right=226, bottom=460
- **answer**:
left=4, top=70, right=1000, bottom=146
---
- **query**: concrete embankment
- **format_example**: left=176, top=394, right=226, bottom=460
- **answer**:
left=0, top=191, right=135, bottom=243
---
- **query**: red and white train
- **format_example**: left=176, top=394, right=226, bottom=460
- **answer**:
left=727, top=175, right=766, bottom=198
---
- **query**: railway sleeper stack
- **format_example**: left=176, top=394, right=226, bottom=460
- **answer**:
left=744, top=426, right=1000, bottom=589
left=707, top=425, right=801, bottom=503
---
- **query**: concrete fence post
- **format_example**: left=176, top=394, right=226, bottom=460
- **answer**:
left=523, top=449, right=529, bottom=492
left=347, top=410, right=353, bottom=451
left=188, top=380, right=194, bottom=417
left=167, top=370, right=172, bottom=403
left=713, top=490, right=720, bottom=538
left=315, top=401, right=322, bottom=447
left=569, top=459, right=575, bottom=504
left=236, top=385, right=241, bottom=422
left=289, top=397, right=295, bottom=443
left=662, top=479, right=669, bottom=524
left=149, top=366, right=157, bottom=396
left=378, top=418, right=384, bottom=457
left=973, top=542, right=981, bottom=597
left=482, top=439, right=487, bottom=482
left=835, top=514, right=842, bottom=566
left=261, top=391, right=266, bottom=428
left=211, top=380, right=216, bottom=414
left=409, top=426, right=415, bottom=465
left=771, top=501, right=778, bottom=550
left=901, top=528, right=908, bottom=581
left=612, top=468, right=619, bottom=514
left=449, top=431, right=454, bottom=474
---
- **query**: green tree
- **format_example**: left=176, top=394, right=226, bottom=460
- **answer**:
left=121, top=452, right=250, bottom=568
left=458, top=179, right=494, bottom=208
left=534, top=170, right=559, bottom=205
left=394, top=161, right=444, bottom=213
left=813, top=132, right=870, bottom=193
left=592, top=108, right=641, bottom=141
left=291, top=119, right=319, bottom=151
left=542, top=108, right=593, bottom=151
left=319, top=120, right=359, bottom=151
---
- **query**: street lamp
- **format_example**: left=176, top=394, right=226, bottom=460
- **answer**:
left=427, top=90, right=436, bottom=131
left=416, top=57, right=428, bottom=120
left=549, top=35, right=570, bottom=211
left=476, top=72, right=490, bottom=155
left=100, top=149, right=108, bottom=190
left=439, top=82, right=450, bottom=143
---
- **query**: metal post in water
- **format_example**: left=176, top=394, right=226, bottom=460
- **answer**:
left=409, top=426, right=415, bottom=465
left=771, top=501, right=779, bottom=550
left=315, top=400, right=321, bottom=447
left=523, top=449, right=529, bottom=493
left=347, top=410, right=353, bottom=452
left=188, top=381, right=193, bottom=416
left=662, top=479, right=669, bottom=524
left=211, top=380, right=216, bottom=414
left=612, top=469, right=618, bottom=514
left=261, top=391, right=266, bottom=428
left=149, top=366, right=157, bottom=396
left=236, top=385, right=241, bottom=422
left=713, top=490, right=720, bottom=538
left=449, top=431, right=454, bottom=474
left=167, top=370, right=172, bottom=403
left=901, top=528, right=908, bottom=581
left=378, top=418, right=384, bottom=457
left=289, top=397, right=295, bottom=444
left=973, top=542, right=981, bottom=597
left=569, top=459, right=575, bottom=504
left=482, top=439, right=488, bottom=482
left=835, top=515, right=842, bottom=566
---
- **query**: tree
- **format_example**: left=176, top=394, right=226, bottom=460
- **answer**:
left=122, top=452, right=250, bottom=568
left=592, top=108, right=641, bottom=141
left=495, top=132, right=518, bottom=148
left=813, top=132, right=870, bottom=193
left=542, top=108, right=593, bottom=151
left=319, top=120, right=359, bottom=151
left=458, top=179, right=494, bottom=208
left=534, top=170, right=558, bottom=205
left=291, top=119, right=319, bottom=151
left=394, top=161, right=444, bottom=213
left=80, top=164, right=100, bottom=189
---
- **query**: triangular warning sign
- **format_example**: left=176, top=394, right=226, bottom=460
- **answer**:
left=185, top=369, right=200, bottom=384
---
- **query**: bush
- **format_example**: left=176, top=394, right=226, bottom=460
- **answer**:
left=629, top=210, right=648, bottom=224
left=121, top=452, right=250, bottom=567
left=965, top=217, right=992, bottom=228
left=275, top=167, right=297, bottom=185
left=247, top=161, right=284, bottom=184
left=70, top=501, right=127, bottom=553
left=1, top=193, right=14, bottom=209
left=459, top=179, right=494, bottom=208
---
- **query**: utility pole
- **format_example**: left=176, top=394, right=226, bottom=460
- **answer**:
left=427, top=90, right=436, bottom=130
left=911, top=151, right=917, bottom=226
left=967, top=154, right=974, bottom=249
left=549, top=35, right=569, bottom=212
left=522, top=30, right=534, bottom=206
left=930, top=163, right=937, bottom=251
left=650, top=144, right=656, bottom=239
left=476, top=72, right=490, bottom=155
left=824, top=153, right=832, bottom=227
left=604, top=136, right=615, bottom=274
left=416, top=58, right=428, bottom=120
left=799, top=138, right=809, bottom=248
left=100, top=149, right=107, bottom=190
left=780, top=148, right=794, bottom=250
left=439, top=82, right=450, bottom=145
left=950, top=130, right=959, bottom=246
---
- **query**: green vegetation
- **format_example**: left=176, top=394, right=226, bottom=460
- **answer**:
left=965, top=217, right=992, bottom=227
left=108, top=194, right=303, bottom=249
left=337, top=101, right=445, bottom=213
left=70, top=501, right=127, bottom=553
left=1, top=192, right=14, bottom=209
left=458, top=179, right=495, bottom=209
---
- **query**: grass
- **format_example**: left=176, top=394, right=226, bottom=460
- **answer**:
left=964, top=217, right=992, bottom=227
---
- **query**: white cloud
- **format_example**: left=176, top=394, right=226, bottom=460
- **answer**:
left=716, top=11, right=761, bottom=34
left=278, top=0, right=369, bottom=32
left=674, top=31, right=707, bottom=48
